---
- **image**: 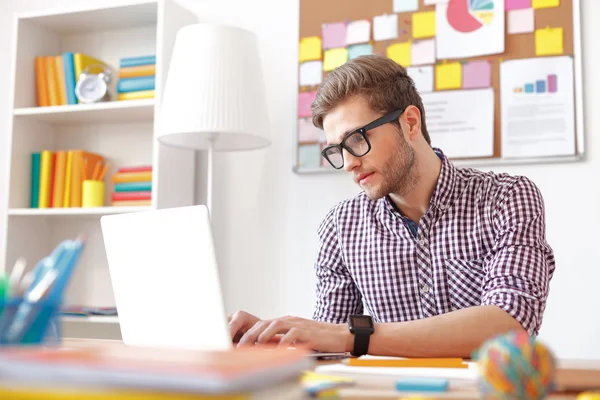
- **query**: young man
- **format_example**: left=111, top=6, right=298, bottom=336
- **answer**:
left=229, top=55, right=555, bottom=357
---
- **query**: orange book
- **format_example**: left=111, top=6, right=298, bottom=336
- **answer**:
left=112, top=171, right=152, bottom=183
left=51, top=151, right=67, bottom=208
left=54, top=56, right=67, bottom=105
left=70, top=150, right=104, bottom=207
left=34, top=56, right=49, bottom=106
left=112, top=199, right=152, bottom=207
left=38, top=150, right=53, bottom=208
left=46, top=58, right=60, bottom=106
left=347, top=357, right=467, bottom=368
left=118, top=64, right=155, bottom=78
left=63, top=151, right=72, bottom=207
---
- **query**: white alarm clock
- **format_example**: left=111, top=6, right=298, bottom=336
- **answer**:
left=75, top=64, right=112, bottom=104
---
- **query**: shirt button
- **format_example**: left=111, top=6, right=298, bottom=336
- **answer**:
left=508, top=246, right=515, bottom=253
left=439, top=205, right=446, bottom=210
left=422, top=285, right=430, bottom=293
left=418, top=239, right=426, bottom=246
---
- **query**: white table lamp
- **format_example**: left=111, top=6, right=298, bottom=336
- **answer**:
left=157, top=24, right=271, bottom=213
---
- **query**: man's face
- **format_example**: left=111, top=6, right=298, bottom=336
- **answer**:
left=322, top=96, right=416, bottom=200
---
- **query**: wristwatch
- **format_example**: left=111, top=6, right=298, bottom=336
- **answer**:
left=347, top=315, right=374, bottom=356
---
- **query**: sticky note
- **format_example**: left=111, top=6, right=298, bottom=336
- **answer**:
left=462, top=60, right=491, bottom=89
left=323, top=48, right=348, bottom=71
left=299, top=61, right=323, bottom=87
left=407, top=66, right=434, bottom=93
left=298, top=91, right=317, bottom=118
left=373, top=14, right=398, bottom=41
left=506, top=0, right=532, bottom=10
left=508, top=8, right=534, bottom=34
left=411, top=39, right=435, bottom=66
left=394, top=0, right=418, bottom=13
left=535, top=27, right=563, bottom=56
left=346, top=20, right=371, bottom=45
left=435, top=62, right=462, bottom=90
left=425, top=0, right=449, bottom=4
left=532, top=0, right=559, bottom=8
left=387, top=42, right=411, bottom=67
left=298, top=119, right=325, bottom=143
left=348, top=44, right=373, bottom=60
left=299, top=37, right=321, bottom=62
left=322, top=22, right=347, bottom=50
left=412, top=11, right=436, bottom=39
left=298, top=143, right=322, bottom=169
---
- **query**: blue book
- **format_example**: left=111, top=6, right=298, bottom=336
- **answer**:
left=62, top=53, right=77, bottom=104
left=114, top=182, right=152, bottom=192
left=117, top=76, right=155, bottom=93
left=120, top=55, right=156, bottom=68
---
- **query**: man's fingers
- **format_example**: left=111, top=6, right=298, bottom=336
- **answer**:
left=237, top=320, right=272, bottom=347
left=278, top=327, right=311, bottom=349
left=256, top=320, right=291, bottom=344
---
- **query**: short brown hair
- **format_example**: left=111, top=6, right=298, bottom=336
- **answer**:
left=311, top=55, right=430, bottom=145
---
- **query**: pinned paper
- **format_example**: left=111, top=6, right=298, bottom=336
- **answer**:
left=298, top=91, right=317, bottom=118
left=407, top=66, right=434, bottom=93
left=322, top=22, right=347, bottom=50
left=374, top=14, right=398, bottom=41
left=508, top=8, right=534, bottom=34
left=532, top=0, right=559, bottom=8
left=462, top=60, right=491, bottom=89
left=506, top=0, right=532, bottom=10
left=323, top=48, right=348, bottom=71
left=346, top=20, right=371, bottom=45
left=298, top=119, right=325, bottom=143
left=394, top=0, right=418, bottom=12
left=387, top=42, right=411, bottom=67
left=424, top=0, right=449, bottom=4
left=435, top=62, right=462, bottom=90
left=535, top=27, right=563, bottom=56
left=298, top=143, right=322, bottom=169
left=349, top=44, right=373, bottom=60
left=412, top=11, right=436, bottom=39
left=299, top=61, right=323, bottom=86
left=412, top=39, right=436, bottom=66
left=299, top=37, right=322, bottom=62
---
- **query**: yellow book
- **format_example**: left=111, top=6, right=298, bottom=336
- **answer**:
left=63, top=151, right=72, bottom=207
left=112, top=171, right=152, bottom=183
left=117, top=90, right=155, bottom=101
left=73, top=53, right=107, bottom=83
left=54, top=56, right=67, bottom=105
left=34, top=56, right=49, bottom=106
left=119, top=64, right=156, bottom=78
left=0, top=387, right=249, bottom=400
left=38, top=150, right=53, bottom=208
left=112, top=199, right=152, bottom=207
left=51, top=151, right=66, bottom=208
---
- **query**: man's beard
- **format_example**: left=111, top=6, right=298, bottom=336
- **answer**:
left=365, top=131, right=416, bottom=200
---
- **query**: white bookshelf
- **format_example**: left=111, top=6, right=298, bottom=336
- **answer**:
left=2, top=0, right=199, bottom=340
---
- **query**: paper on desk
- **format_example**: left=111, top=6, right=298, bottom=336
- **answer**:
left=315, top=361, right=478, bottom=381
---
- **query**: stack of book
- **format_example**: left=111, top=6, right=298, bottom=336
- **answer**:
left=34, top=52, right=106, bottom=106
left=111, top=165, right=152, bottom=206
left=117, top=55, right=156, bottom=101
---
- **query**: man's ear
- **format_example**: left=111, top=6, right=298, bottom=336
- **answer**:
left=402, top=105, right=422, bottom=142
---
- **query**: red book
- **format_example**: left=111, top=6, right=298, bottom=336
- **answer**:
left=117, top=165, right=153, bottom=173
left=111, top=191, right=151, bottom=202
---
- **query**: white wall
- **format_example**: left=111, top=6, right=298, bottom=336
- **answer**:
left=1, top=0, right=599, bottom=359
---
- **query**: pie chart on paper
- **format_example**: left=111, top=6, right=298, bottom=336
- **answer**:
left=447, top=0, right=495, bottom=33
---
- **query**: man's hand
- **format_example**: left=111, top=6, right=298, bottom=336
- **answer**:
left=228, top=310, right=261, bottom=343
left=235, top=314, right=352, bottom=353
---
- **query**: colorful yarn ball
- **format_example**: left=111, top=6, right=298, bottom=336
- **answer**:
left=473, top=330, right=556, bottom=400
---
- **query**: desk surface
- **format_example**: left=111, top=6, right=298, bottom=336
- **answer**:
left=58, top=339, right=598, bottom=399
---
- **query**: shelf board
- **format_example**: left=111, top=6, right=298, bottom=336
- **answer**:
left=13, top=99, right=155, bottom=124
left=8, top=206, right=151, bottom=217
left=61, top=315, right=119, bottom=324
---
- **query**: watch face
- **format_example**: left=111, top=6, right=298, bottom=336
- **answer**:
left=351, top=316, right=373, bottom=328
left=77, top=76, right=106, bottom=102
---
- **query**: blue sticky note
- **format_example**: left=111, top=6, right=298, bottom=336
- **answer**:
left=395, top=377, right=449, bottom=392
left=348, top=44, right=373, bottom=60
left=298, top=143, right=322, bottom=169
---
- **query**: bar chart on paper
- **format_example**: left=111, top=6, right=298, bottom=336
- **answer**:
left=513, top=74, right=558, bottom=94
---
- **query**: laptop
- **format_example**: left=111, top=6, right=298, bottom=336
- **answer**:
left=100, top=205, right=232, bottom=351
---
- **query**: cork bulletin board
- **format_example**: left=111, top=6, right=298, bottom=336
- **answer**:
left=293, top=0, right=584, bottom=174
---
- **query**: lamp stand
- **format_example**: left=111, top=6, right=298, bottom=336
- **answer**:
left=207, top=137, right=214, bottom=216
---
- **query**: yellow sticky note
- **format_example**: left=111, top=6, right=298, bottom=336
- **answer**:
left=323, top=48, right=348, bottom=71
left=535, top=27, right=563, bottom=56
left=412, top=11, right=436, bottom=39
left=387, top=42, right=411, bottom=67
left=435, top=62, right=462, bottom=90
left=532, top=0, right=560, bottom=9
left=299, top=36, right=322, bottom=62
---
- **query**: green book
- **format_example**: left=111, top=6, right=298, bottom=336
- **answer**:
left=114, top=181, right=152, bottom=192
left=30, top=152, right=41, bottom=208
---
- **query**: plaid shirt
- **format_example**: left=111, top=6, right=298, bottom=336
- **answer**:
left=312, top=149, right=555, bottom=336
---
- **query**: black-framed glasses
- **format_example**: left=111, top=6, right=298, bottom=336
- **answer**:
left=321, top=108, right=405, bottom=169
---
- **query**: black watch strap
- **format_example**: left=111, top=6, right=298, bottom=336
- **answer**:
left=352, top=329, right=371, bottom=356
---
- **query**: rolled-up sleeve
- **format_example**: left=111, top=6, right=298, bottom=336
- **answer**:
left=313, top=206, right=363, bottom=323
left=482, top=177, right=555, bottom=336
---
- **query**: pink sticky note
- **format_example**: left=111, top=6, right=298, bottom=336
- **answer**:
left=506, top=0, right=532, bottom=10
left=322, top=22, right=347, bottom=50
left=298, top=91, right=317, bottom=118
left=298, top=119, right=325, bottom=143
left=462, top=60, right=491, bottom=89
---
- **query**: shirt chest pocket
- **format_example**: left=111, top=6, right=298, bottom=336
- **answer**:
left=445, top=258, right=485, bottom=311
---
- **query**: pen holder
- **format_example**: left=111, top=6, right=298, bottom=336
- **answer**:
left=82, top=180, right=104, bottom=208
left=0, top=297, right=61, bottom=346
